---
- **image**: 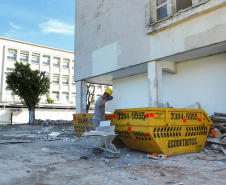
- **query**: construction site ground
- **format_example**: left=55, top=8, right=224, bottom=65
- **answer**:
left=0, top=125, right=225, bottom=185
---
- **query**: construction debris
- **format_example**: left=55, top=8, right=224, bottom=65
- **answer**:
left=205, top=112, right=226, bottom=156
left=209, top=128, right=222, bottom=139
left=147, top=153, right=167, bottom=160
left=0, top=140, right=33, bottom=144
left=34, top=119, right=73, bottom=125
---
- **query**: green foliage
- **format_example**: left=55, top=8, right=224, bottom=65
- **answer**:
left=47, top=97, right=54, bottom=104
left=6, top=61, right=50, bottom=106
left=91, top=99, right=95, bottom=105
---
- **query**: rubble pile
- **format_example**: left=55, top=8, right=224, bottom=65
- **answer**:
left=34, top=119, right=73, bottom=125
left=205, top=112, right=226, bottom=155
left=209, top=112, right=226, bottom=141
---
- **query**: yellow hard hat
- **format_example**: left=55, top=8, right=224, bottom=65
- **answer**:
left=105, top=88, right=113, bottom=96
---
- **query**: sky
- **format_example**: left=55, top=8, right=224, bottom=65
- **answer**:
left=0, top=0, right=75, bottom=52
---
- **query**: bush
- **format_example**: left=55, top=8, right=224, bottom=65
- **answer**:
left=47, top=97, right=54, bottom=104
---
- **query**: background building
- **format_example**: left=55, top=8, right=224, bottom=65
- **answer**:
left=0, top=37, right=105, bottom=124
left=75, top=0, right=226, bottom=115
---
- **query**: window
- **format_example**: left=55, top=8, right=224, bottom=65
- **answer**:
left=176, top=0, right=192, bottom=12
left=147, top=0, right=221, bottom=34
left=72, top=60, right=74, bottom=69
left=5, top=88, right=14, bottom=95
left=6, top=68, right=15, bottom=72
left=31, top=53, right=40, bottom=64
left=62, top=77, right=69, bottom=85
left=156, top=0, right=168, bottom=21
left=96, top=85, right=101, bottom=88
left=72, top=78, right=76, bottom=86
left=43, top=55, right=50, bottom=65
left=7, top=49, right=17, bottom=60
left=63, top=59, right=69, bottom=68
left=52, top=91, right=59, bottom=100
left=53, top=57, right=60, bottom=67
left=52, top=76, right=59, bottom=84
left=71, top=92, right=76, bottom=101
left=62, top=92, right=69, bottom=101
left=6, top=91, right=14, bottom=95
left=20, top=51, right=29, bottom=62
left=45, top=73, right=50, bottom=80
left=150, top=0, right=194, bottom=23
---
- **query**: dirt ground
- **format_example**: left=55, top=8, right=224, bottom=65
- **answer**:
left=0, top=125, right=225, bottom=185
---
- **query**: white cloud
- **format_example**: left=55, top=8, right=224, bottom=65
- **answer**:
left=9, top=22, right=22, bottom=30
left=39, top=20, right=74, bottom=35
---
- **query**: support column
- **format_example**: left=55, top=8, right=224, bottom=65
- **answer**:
left=76, top=81, right=86, bottom=113
left=148, top=61, right=163, bottom=107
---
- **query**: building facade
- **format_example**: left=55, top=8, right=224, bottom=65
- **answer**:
left=0, top=37, right=107, bottom=124
left=0, top=37, right=76, bottom=104
left=0, top=37, right=106, bottom=105
left=75, top=0, right=226, bottom=115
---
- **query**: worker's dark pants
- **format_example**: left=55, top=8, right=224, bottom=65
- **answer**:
left=93, top=119, right=100, bottom=131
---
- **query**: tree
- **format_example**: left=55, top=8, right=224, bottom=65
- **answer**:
left=86, top=84, right=95, bottom=113
left=6, top=62, right=50, bottom=124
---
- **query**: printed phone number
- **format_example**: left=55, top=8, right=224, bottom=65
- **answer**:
left=117, top=112, right=145, bottom=120
left=171, top=113, right=198, bottom=120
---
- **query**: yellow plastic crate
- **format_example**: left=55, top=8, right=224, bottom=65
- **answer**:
left=111, top=107, right=213, bottom=156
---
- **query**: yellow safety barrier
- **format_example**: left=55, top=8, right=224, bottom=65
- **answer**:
left=111, top=107, right=213, bottom=156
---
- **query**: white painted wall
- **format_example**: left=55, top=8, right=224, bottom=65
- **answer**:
left=75, top=0, right=226, bottom=81
left=75, top=0, right=150, bottom=80
left=111, top=53, right=226, bottom=115
left=0, top=108, right=75, bottom=124
left=113, top=73, right=149, bottom=109
left=162, top=53, right=226, bottom=115
left=92, top=42, right=120, bottom=76
left=149, top=6, right=226, bottom=60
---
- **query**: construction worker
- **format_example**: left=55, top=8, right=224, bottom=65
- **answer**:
left=93, top=88, right=113, bottom=130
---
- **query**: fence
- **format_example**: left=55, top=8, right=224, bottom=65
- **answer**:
left=0, top=107, right=75, bottom=125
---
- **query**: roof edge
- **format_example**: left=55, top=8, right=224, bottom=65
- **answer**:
left=0, top=37, right=74, bottom=54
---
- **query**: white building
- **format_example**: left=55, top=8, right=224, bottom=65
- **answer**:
left=0, top=37, right=106, bottom=124
left=75, top=0, right=226, bottom=115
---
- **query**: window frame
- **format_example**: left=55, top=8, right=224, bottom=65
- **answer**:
left=52, top=91, right=59, bottom=100
left=52, top=76, right=60, bottom=84
left=31, top=53, right=40, bottom=64
left=62, top=59, right=70, bottom=68
left=146, top=0, right=219, bottom=34
left=20, top=51, right=29, bottom=63
left=156, top=0, right=168, bottom=21
left=7, top=49, right=17, bottom=61
left=62, top=77, right=69, bottom=85
left=53, top=57, right=60, bottom=67
left=43, top=55, right=50, bottom=66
